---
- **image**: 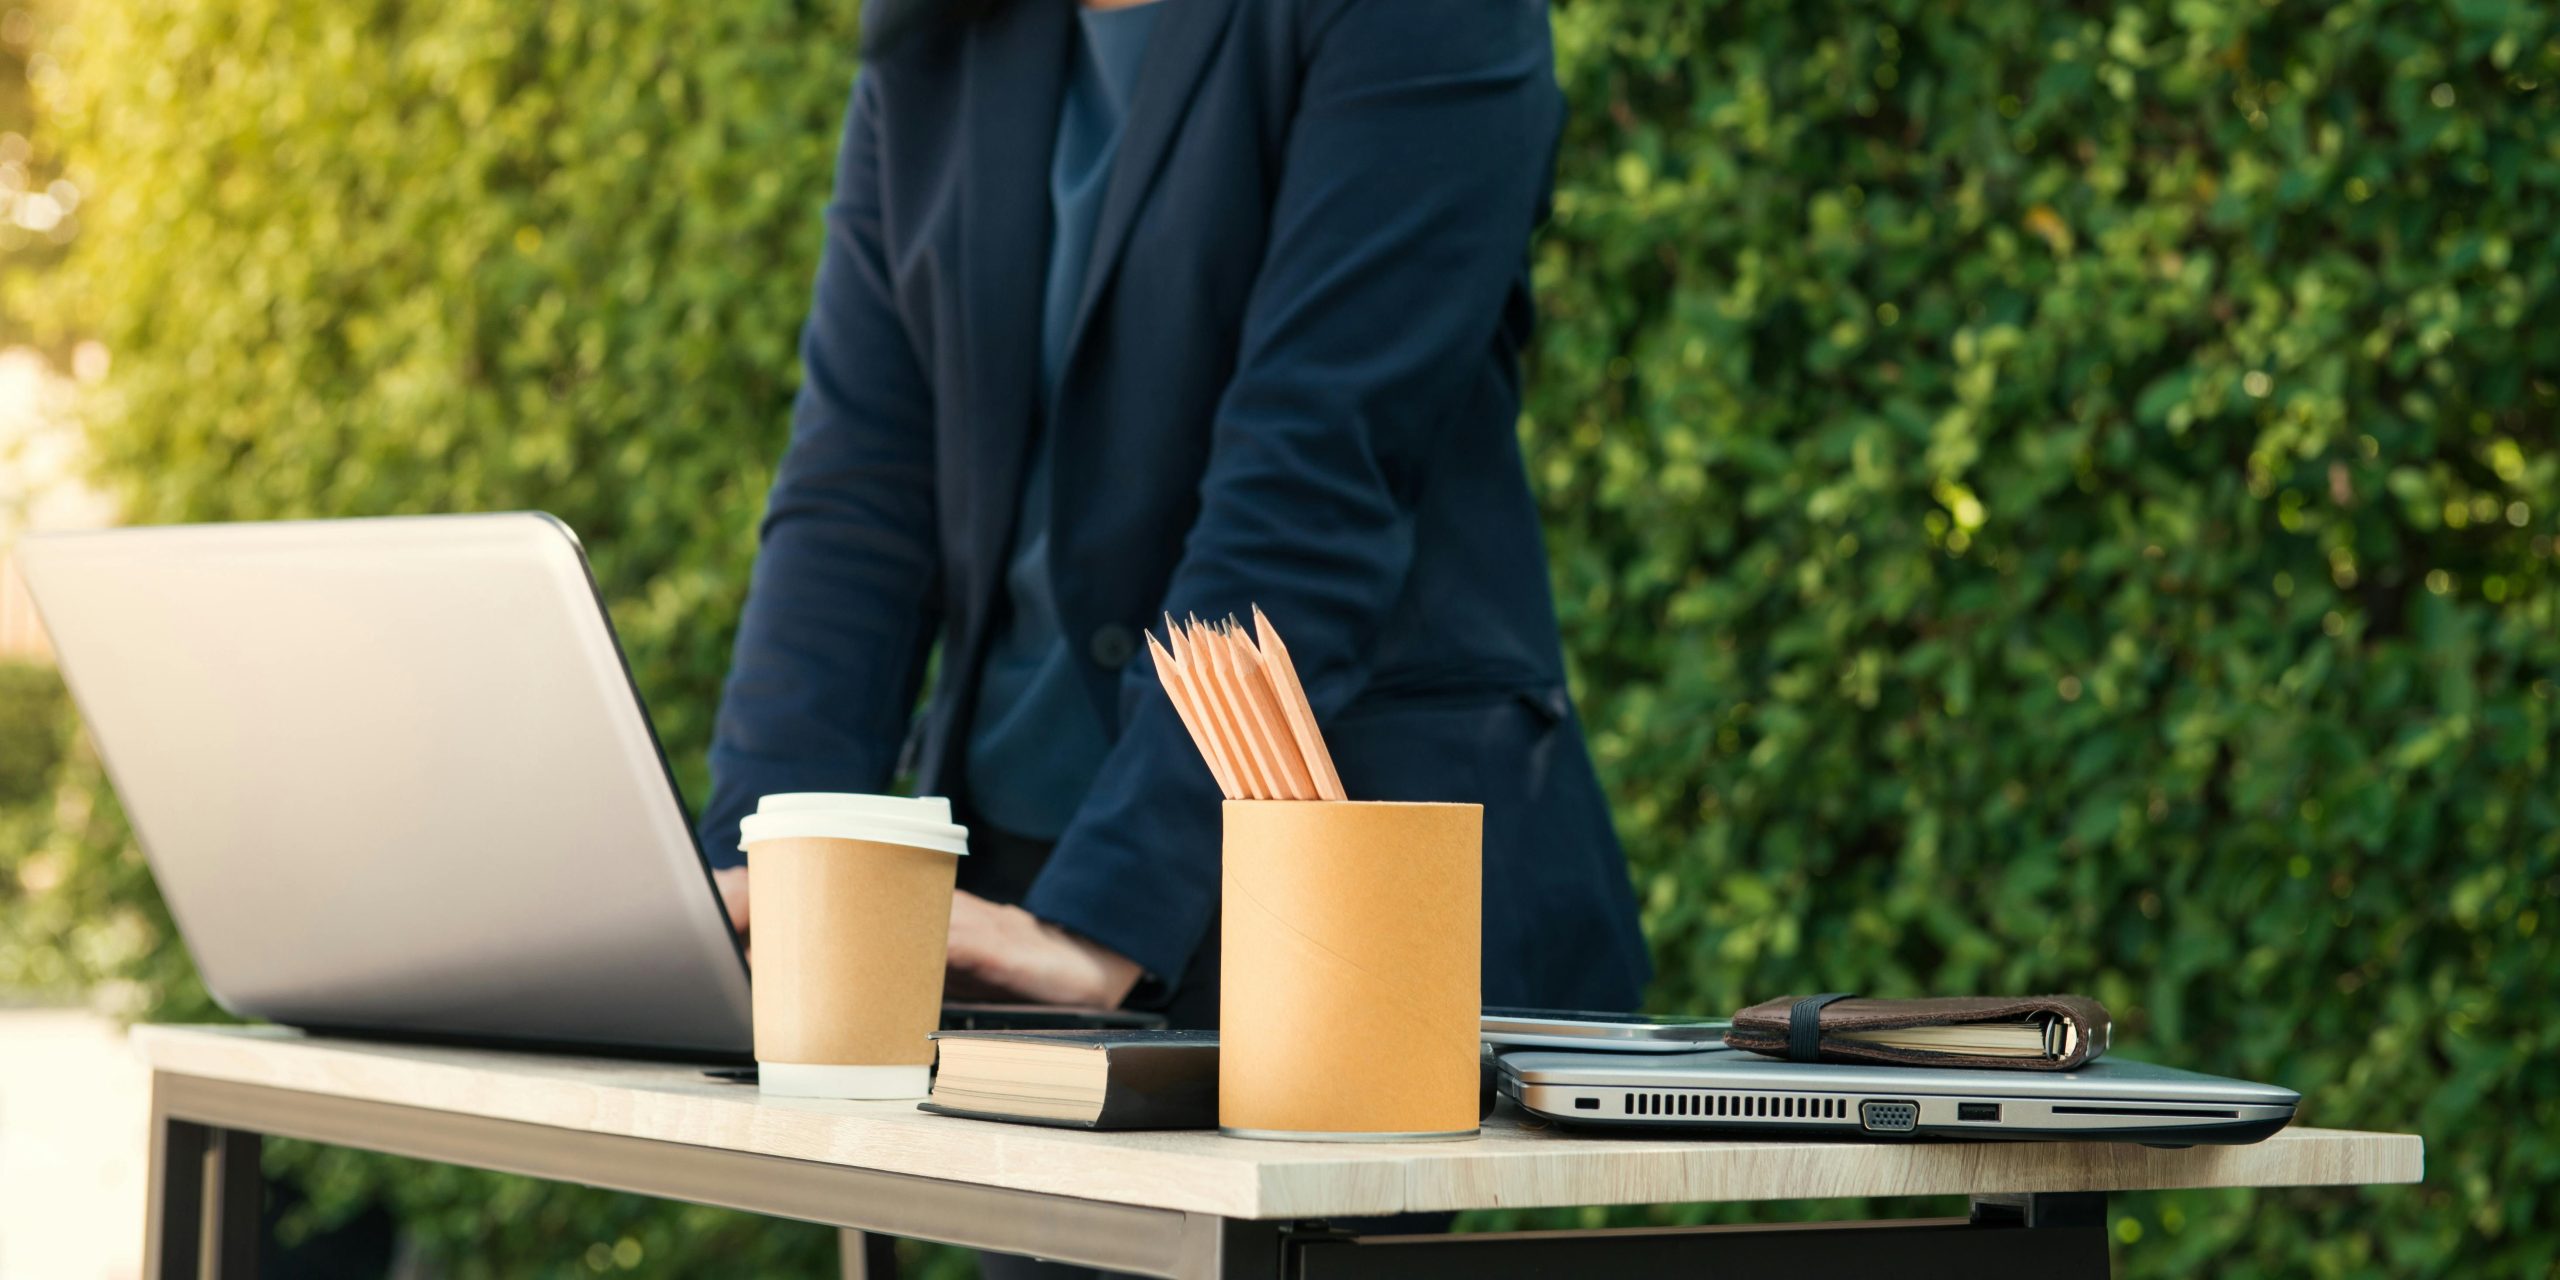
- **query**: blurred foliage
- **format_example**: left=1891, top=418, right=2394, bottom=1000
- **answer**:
left=0, top=660, right=64, bottom=806
left=1524, top=2, right=2560, bottom=1276
left=5, top=0, right=2557, bottom=1276
left=0, top=0, right=75, bottom=344
left=9, top=0, right=860, bottom=1272
left=0, top=662, right=206, bottom=1009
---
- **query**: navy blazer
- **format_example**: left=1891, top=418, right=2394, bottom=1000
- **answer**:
left=702, top=0, right=1651, bottom=1010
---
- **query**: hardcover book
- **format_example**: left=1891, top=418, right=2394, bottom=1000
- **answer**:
left=920, top=1028, right=1218, bottom=1130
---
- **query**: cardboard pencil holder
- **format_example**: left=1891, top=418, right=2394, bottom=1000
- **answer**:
left=1218, top=800, right=1483, bottom=1141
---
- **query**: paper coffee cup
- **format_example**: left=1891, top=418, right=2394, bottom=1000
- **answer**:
left=739, top=793, right=967, bottom=1100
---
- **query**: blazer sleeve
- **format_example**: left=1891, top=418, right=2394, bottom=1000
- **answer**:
left=1023, top=0, right=1563, bottom=984
left=698, top=74, right=941, bottom=868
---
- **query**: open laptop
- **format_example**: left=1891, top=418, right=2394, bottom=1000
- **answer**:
left=16, top=513, right=1145, bottom=1061
left=1499, top=1047, right=2298, bottom=1146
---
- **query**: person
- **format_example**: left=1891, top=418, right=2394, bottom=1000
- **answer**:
left=701, top=0, right=1648, bottom=1040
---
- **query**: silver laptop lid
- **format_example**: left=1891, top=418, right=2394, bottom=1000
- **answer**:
left=16, top=514, right=752, bottom=1056
left=1500, top=1048, right=2299, bottom=1107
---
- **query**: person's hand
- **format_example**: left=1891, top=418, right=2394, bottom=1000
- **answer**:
left=712, top=866, right=750, bottom=963
left=945, top=890, right=1143, bottom=1008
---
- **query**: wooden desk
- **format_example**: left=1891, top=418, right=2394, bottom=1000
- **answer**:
left=135, top=1026, right=2421, bottom=1279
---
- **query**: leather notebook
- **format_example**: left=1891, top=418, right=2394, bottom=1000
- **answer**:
left=1723, top=994, right=2111, bottom=1071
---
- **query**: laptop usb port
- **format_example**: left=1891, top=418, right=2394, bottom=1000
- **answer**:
left=1573, top=1097, right=1600, bottom=1110
left=1958, top=1102, right=2000, bottom=1122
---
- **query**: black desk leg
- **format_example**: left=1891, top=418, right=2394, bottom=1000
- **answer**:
left=206, top=1128, right=265, bottom=1278
left=148, top=1109, right=263, bottom=1280
left=145, top=1112, right=206, bottom=1280
left=1970, top=1190, right=2109, bottom=1232
left=839, top=1227, right=901, bottom=1279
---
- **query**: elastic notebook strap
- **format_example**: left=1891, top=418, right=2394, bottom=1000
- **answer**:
left=1788, top=992, right=1855, bottom=1062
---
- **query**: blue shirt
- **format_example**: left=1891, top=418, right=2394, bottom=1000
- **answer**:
left=965, top=3, right=1159, bottom=840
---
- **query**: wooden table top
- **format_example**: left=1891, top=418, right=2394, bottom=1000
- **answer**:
left=134, top=1025, right=2422, bottom=1221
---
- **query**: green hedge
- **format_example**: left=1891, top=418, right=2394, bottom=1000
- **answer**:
left=0, top=662, right=66, bottom=807
left=1522, top=5, right=2558, bottom=1274
left=10, top=0, right=2558, bottom=1275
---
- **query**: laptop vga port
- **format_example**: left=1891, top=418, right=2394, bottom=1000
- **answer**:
left=1859, top=1100, right=1919, bottom=1133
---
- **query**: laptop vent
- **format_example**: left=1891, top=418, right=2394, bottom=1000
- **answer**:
left=1619, top=1092, right=1848, bottom=1120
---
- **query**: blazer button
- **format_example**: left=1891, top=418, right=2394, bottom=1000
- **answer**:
left=1088, top=624, right=1137, bottom=669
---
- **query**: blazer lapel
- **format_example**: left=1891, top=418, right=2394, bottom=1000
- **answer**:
left=957, top=0, right=1071, bottom=576
left=1056, top=0, right=1239, bottom=379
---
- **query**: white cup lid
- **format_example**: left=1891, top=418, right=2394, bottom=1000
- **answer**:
left=739, top=792, right=969, bottom=857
